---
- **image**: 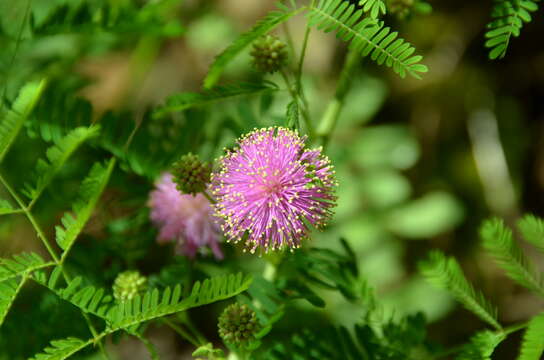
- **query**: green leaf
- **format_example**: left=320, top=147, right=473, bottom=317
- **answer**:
left=517, top=214, right=544, bottom=252
left=0, top=79, right=47, bottom=163
left=154, top=82, right=279, bottom=118
left=481, top=218, right=544, bottom=296
left=456, top=330, right=506, bottom=360
left=106, top=273, right=252, bottom=330
left=0, top=278, right=27, bottom=328
left=0, top=198, right=16, bottom=215
left=0, top=252, right=51, bottom=283
left=22, top=126, right=100, bottom=203
left=359, top=0, right=387, bottom=19
left=28, top=337, right=90, bottom=360
left=307, top=0, right=427, bottom=79
left=518, top=312, right=544, bottom=360
left=419, top=251, right=501, bottom=330
left=386, top=191, right=464, bottom=239
left=485, top=0, right=540, bottom=59
left=203, top=6, right=300, bottom=88
left=285, top=100, right=299, bottom=130
left=56, top=159, right=116, bottom=257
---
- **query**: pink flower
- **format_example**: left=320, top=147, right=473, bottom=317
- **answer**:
left=211, top=127, right=337, bottom=253
left=148, top=173, right=223, bottom=259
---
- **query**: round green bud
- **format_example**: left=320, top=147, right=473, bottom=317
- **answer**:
left=218, top=303, right=261, bottom=348
left=387, top=0, right=414, bottom=18
left=171, top=153, right=211, bottom=196
left=113, top=270, right=147, bottom=302
left=250, top=35, right=288, bottom=74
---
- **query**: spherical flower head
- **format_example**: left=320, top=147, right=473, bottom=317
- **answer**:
left=218, top=303, right=261, bottom=348
left=148, top=173, right=223, bottom=259
left=250, top=35, right=288, bottom=74
left=211, top=127, right=337, bottom=253
left=172, top=153, right=211, bottom=196
left=113, top=270, right=147, bottom=302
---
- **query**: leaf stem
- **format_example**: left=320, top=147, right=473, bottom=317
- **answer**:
left=317, top=50, right=360, bottom=149
left=279, top=69, right=315, bottom=138
left=162, top=317, right=200, bottom=347
left=0, top=172, right=60, bottom=263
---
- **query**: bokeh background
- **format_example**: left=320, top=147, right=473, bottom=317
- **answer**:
left=1, top=0, right=544, bottom=358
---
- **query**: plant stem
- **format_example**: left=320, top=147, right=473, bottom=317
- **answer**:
left=279, top=69, right=315, bottom=137
left=0, top=172, right=110, bottom=360
left=317, top=50, right=360, bottom=149
left=162, top=317, right=200, bottom=347
left=296, top=0, right=314, bottom=95
left=0, top=173, right=60, bottom=263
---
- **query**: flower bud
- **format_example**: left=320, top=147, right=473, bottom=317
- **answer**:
left=172, top=153, right=211, bottom=196
left=113, top=270, right=147, bottom=302
left=250, top=35, right=288, bottom=74
left=218, top=303, right=261, bottom=348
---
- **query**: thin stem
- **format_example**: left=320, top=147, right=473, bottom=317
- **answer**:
left=0, top=172, right=110, bottom=360
left=178, top=312, right=208, bottom=345
left=317, top=50, right=360, bottom=149
left=279, top=69, right=315, bottom=138
left=162, top=317, right=200, bottom=347
left=0, top=173, right=60, bottom=263
left=202, top=191, right=216, bottom=205
left=296, top=0, right=315, bottom=95
left=0, top=0, right=32, bottom=114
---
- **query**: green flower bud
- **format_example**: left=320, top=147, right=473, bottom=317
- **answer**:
left=250, top=35, right=288, bottom=74
left=387, top=0, right=414, bottom=18
left=172, top=153, right=211, bottom=196
left=113, top=270, right=147, bottom=302
left=218, top=303, right=261, bottom=348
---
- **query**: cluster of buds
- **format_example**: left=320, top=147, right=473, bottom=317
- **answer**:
left=112, top=270, right=147, bottom=302
left=250, top=35, right=288, bottom=74
left=171, top=153, right=211, bottom=196
left=218, top=303, right=261, bottom=348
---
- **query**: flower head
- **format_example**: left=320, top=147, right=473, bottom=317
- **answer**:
left=250, top=35, right=288, bottom=74
left=218, top=303, right=261, bottom=348
left=113, top=270, right=147, bottom=302
left=171, top=153, right=211, bottom=196
left=148, top=173, right=223, bottom=259
left=211, top=127, right=337, bottom=253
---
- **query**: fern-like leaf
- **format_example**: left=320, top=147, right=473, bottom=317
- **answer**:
left=481, top=218, right=544, bottom=297
left=21, top=126, right=100, bottom=204
left=154, top=82, right=279, bottom=118
left=106, top=273, right=252, bottom=330
left=0, top=198, right=16, bottom=215
left=517, top=214, right=544, bottom=252
left=0, top=252, right=52, bottom=283
left=0, top=79, right=47, bottom=163
left=455, top=330, right=506, bottom=360
left=485, top=0, right=540, bottom=59
left=359, top=0, right=387, bottom=19
left=518, top=312, right=544, bottom=360
left=419, top=250, right=501, bottom=330
left=203, top=5, right=300, bottom=88
left=0, top=278, right=27, bottom=327
left=28, top=337, right=90, bottom=360
left=55, top=159, right=116, bottom=258
left=307, top=0, right=427, bottom=78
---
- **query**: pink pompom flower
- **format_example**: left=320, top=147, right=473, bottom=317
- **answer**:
left=211, top=127, right=337, bottom=253
left=148, top=173, right=223, bottom=259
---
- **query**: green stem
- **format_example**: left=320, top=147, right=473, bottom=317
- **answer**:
left=317, top=50, right=360, bottom=149
left=280, top=69, right=315, bottom=138
left=178, top=312, right=208, bottom=345
left=0, top=173, right=60, bottom=263
left=296, top=0, right=314, bottom=95
left=0, top=173, right=110, bottom=360
left=162, top=317, right=200, bottom=347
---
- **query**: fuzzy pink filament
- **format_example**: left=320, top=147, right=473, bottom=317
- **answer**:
left=211, top=127, right=337, bottom=253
